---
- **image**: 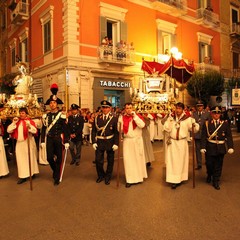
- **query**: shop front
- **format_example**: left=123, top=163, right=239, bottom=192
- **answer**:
left=92, top=77, right=132, bottom=110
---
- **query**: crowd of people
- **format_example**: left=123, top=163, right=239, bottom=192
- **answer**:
left=0, top=97, right=236, bottom=190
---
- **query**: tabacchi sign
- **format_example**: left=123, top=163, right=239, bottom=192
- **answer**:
left=100, top=80, right=131, bottom=88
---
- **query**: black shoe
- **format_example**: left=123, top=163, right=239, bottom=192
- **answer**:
left=105, top=178, right=111, bottom=185
left=54, top=179, right=60, bottom=186
left=70, top=160, right=75, bottom=165
left=171, top=184, right=177, bottom=189
left=206, top=175, right=212, bottom=183
left=96, top=177, right=104, bottom=183
left=213, top=183, right=220, bottom=190
left=17, top=178, right=27, bottom=184
left=75, top=162, right=80, bottom=166
left=125, top=183, right=132, bottom=188
left=195, top=166, right=202, bottom=170
left=146, top=162, right=151, bottom=167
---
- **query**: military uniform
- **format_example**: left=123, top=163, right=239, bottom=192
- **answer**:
left=91, top=101, right=119, bottom=184
left=67, top=104, right=84, bottom=165
left=41, top=92, right=69, bottom=185
left=201, top=106, right=234, bottom=189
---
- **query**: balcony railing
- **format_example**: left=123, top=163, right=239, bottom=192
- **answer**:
left=230, top=23, right=240, bottom=37
left=195, top=62, right=220, bottom=73
left=150, top=0, right=187, bottom=16
left=196, top=8, right=220, bottom=28
left=11, top=0, right=29, bottom=25
left=98, top=46, right=135, bottom=66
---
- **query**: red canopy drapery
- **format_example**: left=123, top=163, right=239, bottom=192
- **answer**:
left=141, top=56, right=195, bottom=84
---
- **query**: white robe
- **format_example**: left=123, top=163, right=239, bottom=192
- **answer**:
left=163, top=114, right=199, bottom=184
left=8, top=121, right=39, bottom=178
left=118, top=114, right=147, bottom=184
left=0, top=136, right=9, bottom=177
left=154, top=114, right=164, bottom=140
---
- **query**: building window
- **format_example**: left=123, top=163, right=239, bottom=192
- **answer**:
left=44, top=21, right=51, bottom=53
left=233, top=52, right=239, bottom=69
left=40, top=6, right=54, bottom=54
left=198, top=0, right=212, bottom=9
left=11, top=48, right=16, bottom=67
left=197, top=32, right=213, bottom=63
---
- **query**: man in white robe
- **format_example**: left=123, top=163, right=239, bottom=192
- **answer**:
left=7, top=108, right=39, bottom=184
left=118, top=103, right=147, bottom=188
left=163, top=102, right=199, bottom=189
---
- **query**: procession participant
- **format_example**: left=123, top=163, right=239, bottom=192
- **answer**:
left=0, top=119, right=9, bottom=178
left=118, top=103, right=147, bottom=188
left=67, top=104, right=84, bottom=166
left=192, top=100, right=210, bottom=170
left=154, top=113, right=164, bottom=141
left=91, top=100, right=119, bottom=185
left=201, top=106, right=234, bottom=190
left=7, top=108, right=39, bottom=184
left=163, top=102, right=199, bottom=189
left=41, top=86, right=69, bottom=186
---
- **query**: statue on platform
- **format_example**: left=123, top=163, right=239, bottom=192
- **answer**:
left=12, top=62, right=33, bottom=95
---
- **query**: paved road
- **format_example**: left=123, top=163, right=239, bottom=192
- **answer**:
left=1, top=130, right=240, bottom=240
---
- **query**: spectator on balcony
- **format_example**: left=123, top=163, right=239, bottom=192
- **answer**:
left=116, top=40, right=125, bottom=60
left=108, top=38, right=113, bottom=59
left=101, top=36, right=109, bottom=58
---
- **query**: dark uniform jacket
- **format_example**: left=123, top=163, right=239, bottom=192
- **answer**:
left=41, top=111, right=69, bottom=143
left=192, top=111, right=210, bottom=139
left=91, top=113, right=119, bottom=150
left=67, top=114, right=84, bottom=142
left=201, top=119, right=233, bottom=156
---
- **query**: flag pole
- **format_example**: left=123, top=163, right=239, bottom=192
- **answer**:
left=192, top=123, right=195, bottom=189
left=27, top=130, right=33, bottom=191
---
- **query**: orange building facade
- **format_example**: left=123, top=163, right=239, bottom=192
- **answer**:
left=0, top=0, right=226, bottom=109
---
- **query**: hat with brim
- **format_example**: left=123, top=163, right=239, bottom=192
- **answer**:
left=71, top=104, right=79, bottom=110
left=101, top=100, right=112, bottom=107
left=196, top=100, right=204, bottom=106
left=211, top=106, right=221, bottom=113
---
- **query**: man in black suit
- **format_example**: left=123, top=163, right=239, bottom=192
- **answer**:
left=67, top=104, right=84, bottom=166
left=192, top=100, right=210, bottom=170
left=201, top=106, right=234, bottom=190
left=91, top=100, right=119, bottom=185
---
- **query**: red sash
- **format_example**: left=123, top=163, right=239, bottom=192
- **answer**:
left=123, top=114, right=144, bottom=134
left=12, top=118, right=36, bottom=140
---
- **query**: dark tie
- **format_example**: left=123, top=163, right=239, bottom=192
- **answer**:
left=198, top=112, right=201, bottom=118
left=104, top=115, right=107, bottom=122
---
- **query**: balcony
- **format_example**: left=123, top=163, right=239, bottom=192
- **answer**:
left=230, top=23, right=240, bottom=38
left=196, top=8, right=220, bottom=29
left=10, top=1, right=29, bottom=25
left=195, top=62, right=220, bottom=73
left=150, top=0, right=187, bottom=17
left=98, top=46, right=135, bottom=66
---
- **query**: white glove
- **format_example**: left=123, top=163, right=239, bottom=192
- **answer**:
left=64, top=143, right=70, bottom=150
left=92, top=143, right=98, bottom=151
left=200, top=149, right=206, bottom=153
left=228, top=148, right=234, bottom=154
left=40, top=142, right=45, bottom=148
left=25, top=120, right=30, bottom=128
left=112, top=144, right=118, bottom=151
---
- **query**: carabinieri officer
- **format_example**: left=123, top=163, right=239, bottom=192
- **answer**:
left=201, top=106, right=234, bottom=190
left=91, top=100, right=119, bottom=185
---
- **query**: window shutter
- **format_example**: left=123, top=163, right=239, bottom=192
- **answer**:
left=120, top=21, right=127, bottom=42
left=208, top=45, right=212, bottom=62
left=198, top=42, right=202, bottom=63
left=100, top=16, right=107, bottom=44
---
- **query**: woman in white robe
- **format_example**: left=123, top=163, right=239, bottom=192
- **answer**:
left=0, top=123, right=9, bottom=177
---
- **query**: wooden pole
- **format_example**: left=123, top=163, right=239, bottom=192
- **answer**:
left=192, top=123, right=195, bottom=189
left=116, top=122, right=122, bottom=188
left=27, top=131, right=33, bottom=191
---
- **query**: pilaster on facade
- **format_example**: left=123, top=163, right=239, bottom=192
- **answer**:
left=62, top=0, right=79, bottom=57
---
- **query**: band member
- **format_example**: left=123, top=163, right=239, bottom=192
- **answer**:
left=41, top=86, right=69, bottom=186
left=163, top=102, right=199, bottom=189
left=7, top=108, right=39, bottom=184
left=192, top=100, right=210, bottom=170
left=67, top=104, right=84, bottom=166
left=118, top=103, right=147, bottom=188
left=91, top=100, right=119, bottom=185
left=201, top=106, right=234, bottom=190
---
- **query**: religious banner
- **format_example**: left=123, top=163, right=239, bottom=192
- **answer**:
left=231, top=88, right=240, bottom=105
